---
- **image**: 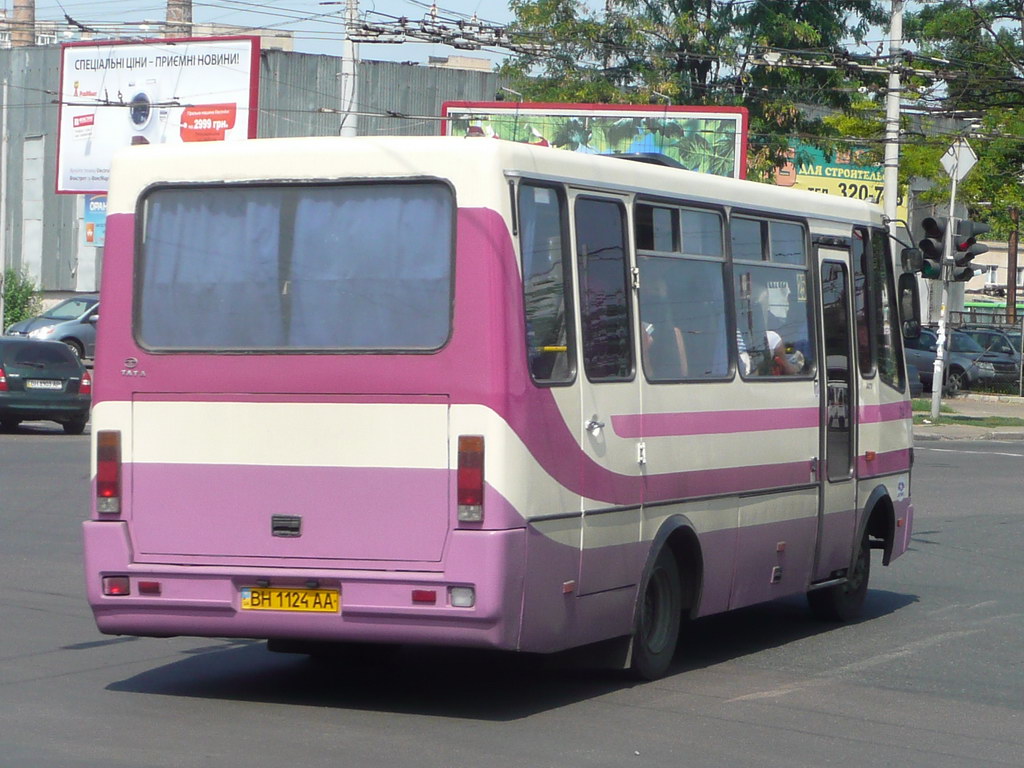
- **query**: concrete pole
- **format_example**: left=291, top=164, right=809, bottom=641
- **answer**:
left=1008, top=208, right=1019, bottom=324
left=11, top=0, right=35, bottom=47
left=339, top=0, right=359, bottom=137
left=166, top=0, right=192, bottom=38
left=883, top=0, right=903, bottom=241
left=0, top=79, right=7, bottom=328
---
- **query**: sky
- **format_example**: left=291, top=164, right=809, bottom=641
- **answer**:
left=25, top=1, right=523, bottom=65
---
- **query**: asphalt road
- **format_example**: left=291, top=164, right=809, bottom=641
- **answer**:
left=1, top=425, right=1021, bottom=768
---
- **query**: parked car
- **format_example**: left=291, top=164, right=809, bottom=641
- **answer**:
left=4, top=294, right=100, bottom=359
left=958, top=325, right=1023, bottom=369
left=904, top=327, right=1019, bottom=395
left=905, top=361, right=924, bottom=398
left=0, top=337, right=92, bottom=434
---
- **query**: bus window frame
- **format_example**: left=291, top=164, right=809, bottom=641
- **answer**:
left=573, top=193, right=637, bottom=384
left=132, top=177, right=459, bottom=356
left=634, top=197, right=734, bottom=384
left=517, top=179, right=578, bottom=388
left=728, top=208, right=818, bottom=382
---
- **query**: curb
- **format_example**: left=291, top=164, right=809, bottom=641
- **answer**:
left=914, top=428, right=1024, bottom=441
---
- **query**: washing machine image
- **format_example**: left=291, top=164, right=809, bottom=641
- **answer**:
left=126, top=80, right=170, bottom=144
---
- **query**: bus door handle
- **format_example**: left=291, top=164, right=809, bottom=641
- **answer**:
left=810, top=457, right=820, bottom=481
left=586, top=418, right=605, bottom=435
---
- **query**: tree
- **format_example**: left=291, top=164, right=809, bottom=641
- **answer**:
left=502, top=0, right=891, bottom=180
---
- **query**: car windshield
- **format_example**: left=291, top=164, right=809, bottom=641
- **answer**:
left=43, top=298, right=95, bottom=321
left=1005, top=331, right=1022, bottom=353
left=950, top=332, right=985, bottom=354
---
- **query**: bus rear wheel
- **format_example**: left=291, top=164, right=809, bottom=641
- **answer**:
left=631, top=547, right=682, bottom=680
left=808, top=533, right=871, bottom=622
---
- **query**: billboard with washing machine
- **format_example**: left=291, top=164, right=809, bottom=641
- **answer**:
left=57, top=36, right=260, bottom=194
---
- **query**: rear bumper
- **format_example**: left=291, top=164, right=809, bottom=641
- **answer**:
left=83, top=521, right=526, bottom=650
left=0, top=395, right=89, bottom=421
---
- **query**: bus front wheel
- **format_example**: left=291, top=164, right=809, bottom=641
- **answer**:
left=631, top=546, right=682, bottom=680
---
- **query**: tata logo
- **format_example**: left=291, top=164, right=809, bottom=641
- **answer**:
left=121, top=357, right=147, bottom=377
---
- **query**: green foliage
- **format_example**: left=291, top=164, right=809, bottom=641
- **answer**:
left=502, top=0, right=891, bottom=176
left=2, top=268, right=41, bottom=330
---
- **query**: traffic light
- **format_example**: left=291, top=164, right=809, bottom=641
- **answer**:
left=951, top=219, right=990, bottom=281
left=918, top=216, right=947, bottom=279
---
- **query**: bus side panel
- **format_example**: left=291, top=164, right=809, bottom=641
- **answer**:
left=518, top=521, right=639, bottom=653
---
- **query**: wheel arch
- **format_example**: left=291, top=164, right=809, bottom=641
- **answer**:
left=859, top=484, right=896, bottom=566
left=638, top=515, right=705, bottom=621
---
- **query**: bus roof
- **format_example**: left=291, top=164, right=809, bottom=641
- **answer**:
left=108, top=135, right=883, bottom=227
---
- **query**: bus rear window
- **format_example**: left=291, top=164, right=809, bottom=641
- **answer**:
left=137, top=182, right=454, bottom=351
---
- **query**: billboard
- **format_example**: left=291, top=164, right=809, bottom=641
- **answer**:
left=442, top=102, right=748, bottom=179
left=57, top=37, right=260, bottom=194
left=775, top=141, right=907, bottom=221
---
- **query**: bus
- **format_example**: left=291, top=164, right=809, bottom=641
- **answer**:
left=83, top=136, right=914, bottom=679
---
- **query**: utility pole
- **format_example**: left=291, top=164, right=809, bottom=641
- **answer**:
left=12, top=0, right=35, bottom=47
left=0, top=78, right=8, bottom=328
left=1009, top=208, right=1019, bottom=324
left=166, top=0, right=192, bottom=38
left=339, top=0, right=359, bottom=137
left=883, top=1, right=903, bottom=245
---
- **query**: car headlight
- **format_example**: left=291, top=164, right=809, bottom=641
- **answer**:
left=976, top=362, right=995, bottom=372
left=28, top=324, right=57, bottom=339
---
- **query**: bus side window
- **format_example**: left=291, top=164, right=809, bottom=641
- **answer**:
left=519, top=184, right=575, bottom=384
left=732, top=216, right=814, bottom=377
left=575, top=197, right=634, bottom=381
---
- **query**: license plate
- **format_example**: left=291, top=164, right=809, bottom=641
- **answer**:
left=26, top=379, right=63, bottom=390
left=240, top=587, right=340, bottom=613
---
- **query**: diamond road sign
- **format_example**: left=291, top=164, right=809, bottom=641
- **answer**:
left=941, top=139, right=977, bottom=181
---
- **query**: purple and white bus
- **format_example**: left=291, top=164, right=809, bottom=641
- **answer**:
left=83, top=136, right=914, bottom=678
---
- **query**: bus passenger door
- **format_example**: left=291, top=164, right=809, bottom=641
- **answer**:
left=816, top=256, right=859, bottom=581
left=572, top=193, right=644, bottom=596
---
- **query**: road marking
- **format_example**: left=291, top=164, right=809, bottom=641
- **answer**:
left=726, top=630, right=983, bottom=702
left=917, top=447, right=1023, bottom=458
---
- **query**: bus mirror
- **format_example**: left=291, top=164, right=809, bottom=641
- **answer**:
left=901, top=247, right=923, bottom=273
left=898, top=273, right=921, bottom=340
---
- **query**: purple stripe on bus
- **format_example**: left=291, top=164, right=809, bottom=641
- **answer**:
left=857, top=448, right=911, bottom=478
left=611, top=407, right=820, bottom=438
left=858, top=401, right=912, bottom=423
left=95, top=209, right=905, bottom=509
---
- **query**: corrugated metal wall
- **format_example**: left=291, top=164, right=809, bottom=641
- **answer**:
left=0, top=47, right=500, bottom=295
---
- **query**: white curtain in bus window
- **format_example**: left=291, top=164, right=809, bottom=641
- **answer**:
left=140, top=191, right=285, bottom=348
left=138, top=183, right=453, bottom=350
left=734, top=263, right=814, bottom=377
left=288, top=184, right=452, bottom=349
left=519, top=184, right=574, bottom=383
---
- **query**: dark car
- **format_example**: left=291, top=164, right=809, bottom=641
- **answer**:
left=904, top=327, right=1018, bottom=395
left=4, top=294, right=100, bottom=359
left=905, top=361, right=924, bottom=398
left=958, top=325, right=1023, bottom=372
left=0, top=338, right=91, bottom=434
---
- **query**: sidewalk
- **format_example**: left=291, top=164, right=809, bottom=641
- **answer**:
left=914, top=393, right=1024, bottom=441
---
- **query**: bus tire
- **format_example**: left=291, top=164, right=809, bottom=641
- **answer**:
left=808, top=532, right=871, bottom=622
left=631, top=546, right=682, bottom=680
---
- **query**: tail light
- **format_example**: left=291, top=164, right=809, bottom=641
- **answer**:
left=80, top=370, right=92, bottom=395
left=96, top=430, right=122, bottom=515
left=457, top=435, right=484, bottom=522
left=0, top=366, right=7, bottom=392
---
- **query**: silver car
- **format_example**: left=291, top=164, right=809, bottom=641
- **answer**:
left=4, top=294, right=99, bottom=359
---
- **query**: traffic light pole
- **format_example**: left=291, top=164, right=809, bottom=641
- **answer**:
left=930, top=167, right=962, bottom=421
